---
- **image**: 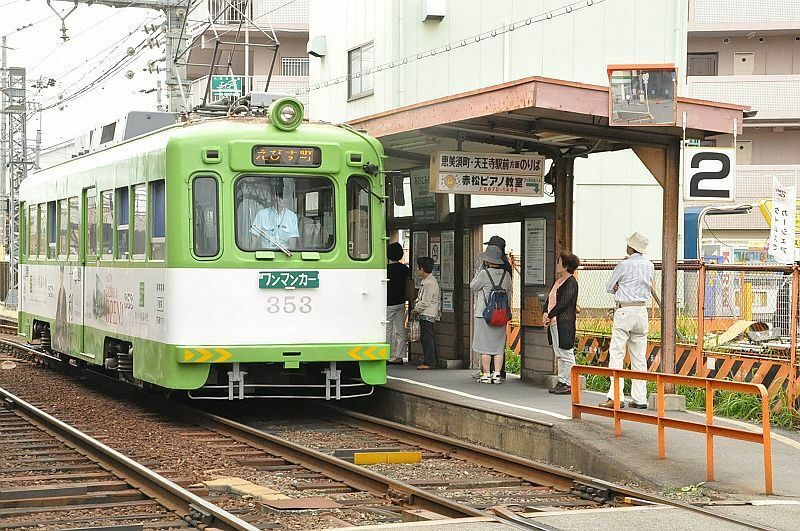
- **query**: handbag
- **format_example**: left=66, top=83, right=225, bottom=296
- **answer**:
left=406, top=315, right=421, bottom=342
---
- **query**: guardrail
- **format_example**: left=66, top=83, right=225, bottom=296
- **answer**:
left=576, top=260, right=800, bottom=406
left=570, top=365, right=773, bottom=494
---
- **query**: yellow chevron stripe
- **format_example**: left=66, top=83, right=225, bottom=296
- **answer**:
left=348, top=347, right=362, bottom=360
left=196, top=348, right=215, bottom=363
left=363, top=346, right=377, bottom=360
left=377, top=348, right=387, bottom=359
left=215, top=348, right=232, bottom=363
left=183, top=349, right=195, bottom=362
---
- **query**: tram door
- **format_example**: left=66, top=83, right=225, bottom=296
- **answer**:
left=80, top=188, right=96, bottom=356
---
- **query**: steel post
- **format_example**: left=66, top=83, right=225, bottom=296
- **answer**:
left=661, top=142, right=681, bottom=392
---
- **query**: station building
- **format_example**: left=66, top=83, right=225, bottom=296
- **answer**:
left=305, top=0, right=744, bottom=383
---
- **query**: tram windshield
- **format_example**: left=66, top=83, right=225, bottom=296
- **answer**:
left=235, top=175, right=335, bottom=252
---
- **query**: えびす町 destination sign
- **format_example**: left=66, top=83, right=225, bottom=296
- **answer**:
left=430, top=151, right=545, bottom=197
left=259, top=271, right=319, bottom=289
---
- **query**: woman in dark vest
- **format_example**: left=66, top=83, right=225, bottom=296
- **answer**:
left=542, top=252, right=580, bottom=395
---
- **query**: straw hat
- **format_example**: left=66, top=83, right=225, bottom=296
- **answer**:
left=479, top=245, right=505, bottom=265
left=626, top=232, right=649, bottom=254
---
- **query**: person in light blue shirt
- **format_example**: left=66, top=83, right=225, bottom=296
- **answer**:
left=250, top=184, right=300, bottom=250
left=600, top=232, right=655, bottom=410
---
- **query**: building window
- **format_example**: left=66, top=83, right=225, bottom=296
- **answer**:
left=150, top=180, right=166, bottom=260
left=132, top=184, right=147, bottom=259
left=68, top=196, right=79, bottom=259
left=101, top=191, right=113, bottom=259
left=86, top=189, right=97, bottom=258
left=348, top=41, right=374, bottom=100
left=347, top=176, right=371, bottom=260
left=281, top=57, right=309, bottom=77
left=192, top=176, right=220, bottom=258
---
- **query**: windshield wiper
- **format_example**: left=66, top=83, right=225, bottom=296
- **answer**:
left=251, top=225, right=293, bottom=257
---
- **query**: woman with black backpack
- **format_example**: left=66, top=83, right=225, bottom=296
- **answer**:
left=470, top=245, right=512, bottom=384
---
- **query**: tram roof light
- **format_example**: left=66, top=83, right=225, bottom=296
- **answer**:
left=268, top=97, right=304, bottom=131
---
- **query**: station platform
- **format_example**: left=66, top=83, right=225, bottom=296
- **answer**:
left=354, top=365, right=800, bottom=500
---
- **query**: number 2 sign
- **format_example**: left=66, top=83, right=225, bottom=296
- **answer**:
left=684, top=147, right=736, bottom=202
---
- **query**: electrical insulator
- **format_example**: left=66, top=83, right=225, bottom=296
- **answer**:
left=127, top=47, right=136, bottom=56
left=126, top=70, right=135, bottom=79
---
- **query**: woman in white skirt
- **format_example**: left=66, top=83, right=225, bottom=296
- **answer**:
left=470, top=245, right=512, bottom=384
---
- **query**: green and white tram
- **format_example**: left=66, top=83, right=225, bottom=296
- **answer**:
left=17, top=98, right=389, bottom=399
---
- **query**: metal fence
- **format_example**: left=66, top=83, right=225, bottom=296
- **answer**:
left=575, top=261, right=800, bottom=402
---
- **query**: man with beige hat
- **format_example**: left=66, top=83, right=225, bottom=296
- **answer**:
left=600, top=232, right=655, bottom=409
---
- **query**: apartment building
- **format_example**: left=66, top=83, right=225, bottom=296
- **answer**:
left=186, top=0, right=310, bottom=108
left=307, top=0, right=687, bottom=260
left=685, top=0, right=800, bottom=261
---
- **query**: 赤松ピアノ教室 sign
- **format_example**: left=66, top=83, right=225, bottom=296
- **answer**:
left=430, top=151, right=545, bottom=197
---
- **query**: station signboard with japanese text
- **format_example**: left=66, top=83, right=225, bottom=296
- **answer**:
left=430, top=151, right=545, bottom=197
left=683, top=147, right=736, bottom=202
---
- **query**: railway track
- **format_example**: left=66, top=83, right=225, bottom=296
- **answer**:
left=0, top=318, right=17, bottom=336
left=0, top=386, right=258, bottom=530
left=0, top=335, right=772, bottom=530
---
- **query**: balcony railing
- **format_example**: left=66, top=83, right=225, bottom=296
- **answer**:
left=203, top=0, right=308, bottom=26
left=188, top=75, right=308, bottom=109
left=687, top=75, right=800, bottom=121
left=689, top=0, right=800, bottom=30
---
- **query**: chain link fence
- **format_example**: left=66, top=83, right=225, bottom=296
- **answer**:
left=576, top=262, right=796, bottom=361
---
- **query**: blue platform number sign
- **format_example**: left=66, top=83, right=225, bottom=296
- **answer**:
left=259, top=271, right=319, bottom=289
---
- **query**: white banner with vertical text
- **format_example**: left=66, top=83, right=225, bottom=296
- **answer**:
left=768, top=178, right=797, bottom=264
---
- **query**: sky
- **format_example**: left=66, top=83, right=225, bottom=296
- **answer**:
left=2, top=0, right=171, bottom=149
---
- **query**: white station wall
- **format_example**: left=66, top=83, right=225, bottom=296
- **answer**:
left=308, top=0, right=688, bottom=259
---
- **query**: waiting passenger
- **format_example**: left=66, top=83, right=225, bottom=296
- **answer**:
left=470, top=245, right=511, bottom=384
left=412, top=257, right=440, bottom=370
left=543, top=252, right=580, bottom=395
left=600, top=232, right=654, bottom=409
left=250, top=184, right=300, bottom=250
left=386, top=242, right=412, bottom=365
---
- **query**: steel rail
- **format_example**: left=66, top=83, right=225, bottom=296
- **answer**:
left=324, top=407, right=771, bottom=531
left=0, top=385, right=260, bottom=531
left=165, top=402, right=553, bottom=530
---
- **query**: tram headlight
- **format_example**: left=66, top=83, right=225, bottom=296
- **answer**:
left=268, top=97, right=304, bottom=131
left=279, top=105, right=296, bottom=123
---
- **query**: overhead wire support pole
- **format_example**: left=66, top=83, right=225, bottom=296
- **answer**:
left=3, top=67, right=27, bottom=308
left=67, top=0, right=194, bottom=113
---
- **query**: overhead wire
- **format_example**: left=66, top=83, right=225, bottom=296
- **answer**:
left=301, top=0, right=606, bottom=94
left=29, top=0, right=148, bottom=71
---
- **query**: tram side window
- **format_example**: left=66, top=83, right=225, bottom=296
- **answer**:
left=38, top=205, right=46, bottom=259
left=346, top=176, right=371, bottom=260
left=132, top=184, right=146, bottom=259
left=68, top=197, right=79, bottom=259
left=86, top=189, right=97, bottom=258
left=116, top=187, right=129, bottom=259
left=28, top=205, right=37, bottom=258
left=192, top=176, right=219, bottom=258
left=58, top=199, right=68, bottom=258
left=149, top=180, right=166, bottom=260
left=101, top=191, right=113, bottom=259
left=47, top=201, right=57, bottom=259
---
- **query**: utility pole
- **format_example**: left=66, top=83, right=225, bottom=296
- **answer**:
left=3, top=67, right=27, bottom=308
left=68, top=0, right=193, bottom=113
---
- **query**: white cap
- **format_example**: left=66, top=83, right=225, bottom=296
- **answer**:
left=626, top=232, right=649, bottom=254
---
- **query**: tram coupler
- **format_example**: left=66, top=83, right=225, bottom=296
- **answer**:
left=227, top=362, right=248, bottom=400
left=324, top=361, right=342, bottom=401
